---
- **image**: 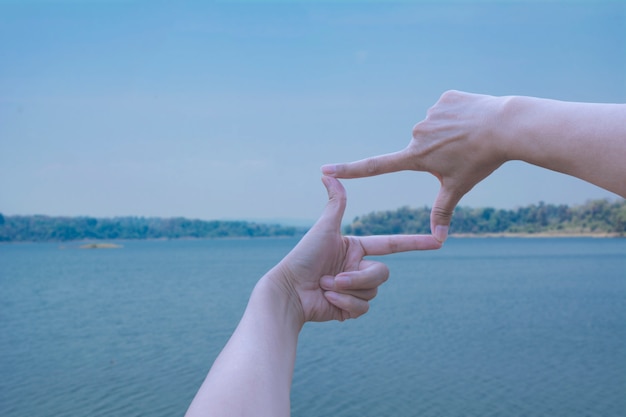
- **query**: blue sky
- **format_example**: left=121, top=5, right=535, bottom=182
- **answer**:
left=1, top=1, right=624, bottom=224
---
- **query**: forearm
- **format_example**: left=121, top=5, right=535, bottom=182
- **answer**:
left=185, top=273, right=303, bottom=417
left=497, top=95, right=626, bottom=197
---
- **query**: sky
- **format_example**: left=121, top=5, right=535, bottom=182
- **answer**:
left=1, top=0, right=625, bottom=225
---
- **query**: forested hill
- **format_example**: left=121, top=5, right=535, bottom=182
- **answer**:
left=344, top=199, right=626, bottom=236
left=0, top=215, right=305, bottom=242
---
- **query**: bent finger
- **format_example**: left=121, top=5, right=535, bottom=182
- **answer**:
left=324, top=291, right=370, bottom=320
left=321, top=149, right=411, bottom=179
left=327, top=260, right=389, bottom=291
left=320, top=276, right=379, bottom=300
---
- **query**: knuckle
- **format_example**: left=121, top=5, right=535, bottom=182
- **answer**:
left=362, top=303, right=370, bottom=315
left=333, top=193, right=347, bottom=208
left=412, top=122, right=423, bottom=138
left=440, top=89, right=460, bottom=102
left=432, top=205, right=454, bottom=221
left=360, top=288, right=379, bottom=301
left=365, top=157, right=380, bottom=175
left=348, top=299, right=369, bottom=319
left=355, top=303, right=370, bottom=318
left=380, top=265, right=390, bottom=283
left=388, top=236, right=401, bottom=253
left=336, top=165, right=349, bottom=178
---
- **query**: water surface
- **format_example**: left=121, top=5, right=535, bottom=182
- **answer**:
left=1, top=238, right=624, bottom=416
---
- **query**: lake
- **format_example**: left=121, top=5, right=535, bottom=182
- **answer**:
left=1, top=237, right=625, bottom=416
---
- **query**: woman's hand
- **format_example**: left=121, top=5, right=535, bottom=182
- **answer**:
left=322, top=90, right=626, bottom=242
left=321, top=90, right=509, bottom=243
left=267, top=176, right=442, bottom=326
left=186, top=177, right=442, bottom=417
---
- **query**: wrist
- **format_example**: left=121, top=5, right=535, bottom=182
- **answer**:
left=254, top=268, right=306, bottom=330
left=488, top=94, right=519, bottom=163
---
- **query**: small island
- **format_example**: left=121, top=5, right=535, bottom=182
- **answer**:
left=80, top=243, right=123, bottom=249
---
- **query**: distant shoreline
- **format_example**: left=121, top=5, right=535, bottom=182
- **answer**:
left=345, top=199, right=626, bottom=238
left=450, top=232, right=623, bottom=238
left=3, top=199, right=625, bottom=242
left=1, top=233, right=624, bottom=246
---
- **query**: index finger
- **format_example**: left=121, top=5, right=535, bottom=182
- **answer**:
left=321, top=150, right=409, bottom=179
left=357, top=234, right=442, bottom=256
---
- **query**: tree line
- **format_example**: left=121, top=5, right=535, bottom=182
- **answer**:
left=344, top=199, right=626, bottom=236
left=2, top=198, right=625, bottom=242
left=0, top=214, right=305, bottom=242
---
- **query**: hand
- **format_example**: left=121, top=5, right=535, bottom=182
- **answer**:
left=268, top=176, right=442, bottom=324
left=185, top=176, right=443, bottom=417
left=321, top=90, right=509, bottom=242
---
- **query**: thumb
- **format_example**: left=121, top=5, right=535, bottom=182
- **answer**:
left=321, top=150, right=410, bottom=179
left=318, top=176, right=347, bottom=231
left=430, top=186, right=461, bottom=243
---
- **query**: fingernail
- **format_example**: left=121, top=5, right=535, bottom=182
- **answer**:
left=324, top=291, right=339, bottom=303
left=320, top=276, right=335, bottom=289
left=321, top=164, right=336, bottom=175
left=434, top=226, right=449, bottom=243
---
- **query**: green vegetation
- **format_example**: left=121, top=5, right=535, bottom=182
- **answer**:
left=2, top=199, right=625, bottom=242
left=344, top=199, right=626, bottom=237
left=0, top=216, right=305, bottom=242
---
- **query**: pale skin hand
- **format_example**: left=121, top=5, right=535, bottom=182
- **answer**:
left=322, top=90, right=626, bottom=241
left=185, top=176, right=441, bottom=417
